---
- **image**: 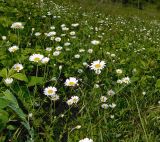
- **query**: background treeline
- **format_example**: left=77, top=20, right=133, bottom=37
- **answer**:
left=99, top=0, right=160, bottom=9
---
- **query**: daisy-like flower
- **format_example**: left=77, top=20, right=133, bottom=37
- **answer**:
left=107, top=90, right=115, bottom=96
left=90, top=60, right=106, bottom=74
left=91, top=40, right=100, bottom=45
left=71, top=23, right=79, bottom=27
left=55, top=37, right=61, bottom=42
left=2, top=36, right=6, bottom=40
left=67, top=96, right=79, bottom=106
left=35, top=32, right=41, bottom=36
left=74, top=54, right=80, bottom=58
left=47, top=31, right=56, bottom=37
left=41, top=57, right=50, bottom=64
left=46, top=47, right=52, bottom=52
left=50, top=26, right=55, bottom=30
left=64, top=42, right=71, bottom=46
left=71, top=96, right=79, bottom=104
left=56, top=46, right=63, bottom=51
left=4, top=78, right=13, bottom=85
left=122, top=77, right=130, bottom=84
left=53, top=51, right=60, bottom=56
left=13, top=63, right=23, bottom=72
left=51, top=94, right=59, bottom=101
left=100, top=96, right=107, bottom=102
left=79, top=138, right=93, bottom=142
left=88, top=49, right=93, bottom=53
left=44, top=86, right=57, bottom=96
left=29, top=54, right=44, bottom=63
left=109, top=103, right=116, bottom=108
left=101, top=104, right=109, bottom=109
left=116, top=69, right=123, bottom=74
left=8, top=45, right=19, bottom=53
left=70, top=31, right=76, bottom=36
left=65, top=77, right=78, bottom=87
left=67, top=99, right=73, bottom=106
left=11, top=22, right=24, bottom=29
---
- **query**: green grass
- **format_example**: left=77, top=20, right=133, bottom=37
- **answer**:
left=0, top=0, right=160, bottom=142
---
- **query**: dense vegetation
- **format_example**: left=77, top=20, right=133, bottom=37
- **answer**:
left=0, top=0, right=160, bottom=142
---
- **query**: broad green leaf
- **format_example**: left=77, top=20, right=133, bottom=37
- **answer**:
left=0, top=68, right=7, bottom=78
left=0, top=97, right=9, bottom=109
left=28, top=76, right=44, bottom=87
left=3, top=90, right=18, bottom=106
left=11, top=73, right=28, bottom=82
left=0, top=109, right=9, bottom=132
left=3, top=90, right=26, bottom=121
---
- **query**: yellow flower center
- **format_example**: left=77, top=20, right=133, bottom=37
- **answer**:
left=69, top=82, right=75, bottom=86
left=34, top=57, right=40, bottom=62
left=16, top=66, right=20, bottom=70
left=95, top=64, right=101, bottom=69
left=48, top=89, right=53, bottom=94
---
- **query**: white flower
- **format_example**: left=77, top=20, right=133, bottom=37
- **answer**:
left=79, top=49, right=85, bottom=53
left=47, top=31, right=56, bottom=37
left=53, top=51, right=60, bottom=56
left=11, top=22, right=24, bottom=29
left=66, top=96, right=80, bottom=106
left=62, top=27, right=69, bottom=31
left=142, top=91, right=146, bottom=95
left=29, top=54, right=44, bottom=62
left=2, top=36, right=6, bottom=40
left=70, top=31, right=76, bottom=36
left=44, top=86, right=57, bottom=96
left=56, top=46, right=63, bottom=51
left=88, top=49, right=93, bottom=53
left=8, top=45, right=19, bottom=53
left=64, top=42, right=71, bottom=46
left=110, top=115, right=114, bottom=119
left=35, top=32, right=41, bottom=36
left=61, top=24, right=66, bottom=27
left=90, top=60, right=106, bottom=74
left=51, top=94, right=59, bottom=101
left=28, top=113, right=33, bottom=118
left=79, top=138, right=93, bottom=142
left=67, top=99, right=73, bottom=106
left=122, top=77, right=130, bottom=84
left=50, top=26, right=55, bottom=30
left=13, top=63, right=23, bottom=72
left=75, top=125, right=81, bottom=129
left=71, top=23, right=79, bottom=27
left=46, top=47, right=52, bottom=52
left=65, top=77, right=78, bottom=87
left=117, top=79, right=123, bottom=84
left=74, top=54, right=80, bottom=58
left=109, top=103, right=116, bottom=108
left=111, top=54, right=116, bottom=57
left=101, top=104, right=109, bottom=109
left=94, top=84, right=99, bottom=88
left=55, top=37, right=61, bottom=42
left=71, top=96, right=79, bottom=104
left=59, top=65, right=63, bottom=70
left=116, top=69, right=123, bottom=74
left=4, top=78, right=13, bottom=85
left=91, top=40, right=100, bottom=45
left=107, top=90, right=115, bottom=96
left=41, top=57, right=50, bottom=64
left=100, top=96, right=107, bottom=102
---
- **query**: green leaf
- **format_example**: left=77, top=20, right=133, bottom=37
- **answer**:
left=3, top=90, right=18, bottom=107
left=3, top=90, right=26, bottom=121
left=0, top=68, right=7, bottom=78
left=11, top=73, right=28, bottom=82
left=155, top=79, right=160, bottom=88
left=0, top=109, right=9, bottom=132
left=0, top=97, right=9, bottom=109
left=28, top=76, right=44, bottom=87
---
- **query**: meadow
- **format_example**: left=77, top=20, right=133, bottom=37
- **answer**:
left=0, top=0, right=160, bottom=142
